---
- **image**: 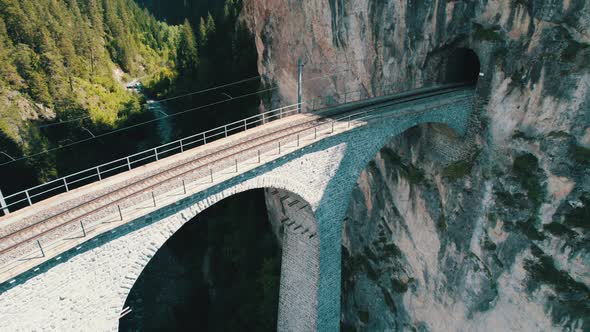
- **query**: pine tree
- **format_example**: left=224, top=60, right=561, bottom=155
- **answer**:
left=199, top=16, right=207, bottom=46
left=206, top=13, right=215, bottom=36
left=199, top=12, right=216, bottom=47
left=223, top=0, right=238, bottom=21
left=87, top=0, right=104, bottom=34
left=1, top=0, right=34, bottom=44
left=0, top=0, right=187, bottom=190
left=177, top=19, right=198, bottom=75
left=0, top=18, right=21, bottom=87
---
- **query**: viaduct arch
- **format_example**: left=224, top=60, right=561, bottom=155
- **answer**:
left=119, top=188, right=319, bottom=331
left=0, top=82, right=476, bottom=331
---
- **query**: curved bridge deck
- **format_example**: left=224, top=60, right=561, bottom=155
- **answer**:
left=0, top=84, right=474, bottom=285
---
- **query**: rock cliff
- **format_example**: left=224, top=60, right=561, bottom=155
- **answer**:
left=243, top=0, right=590, bottom=330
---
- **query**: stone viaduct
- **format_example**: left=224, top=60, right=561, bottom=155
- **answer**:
left=0, top=87, right=475, bottom=331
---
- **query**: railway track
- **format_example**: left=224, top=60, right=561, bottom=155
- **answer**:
left=0, top=83, right=471, bottom=272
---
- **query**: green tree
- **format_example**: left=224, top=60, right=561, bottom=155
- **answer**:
left=0, top=18, right=21, bottom=87
left=206, top=13, right=216, bottom=36
left=0, top=0, right=182, bottom=191
left=198, top=13, right=216, bottom=47
left=199, top=17, right=207, bottom=46
left=177, top=19, right=198, bottom=75
left=1, top=0, right=34, bottom=44
left=223, top=0, right=239, bottom=21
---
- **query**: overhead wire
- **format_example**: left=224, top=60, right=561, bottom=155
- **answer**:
left=28, top=75, right=262, bottom=130
left=26, top=70, right=345, bottom=131
left=0, top=85, right=278, bottom=167
left=151, top=75, right=261, bottom=103
left=302, top=58, right=367, bottom=69
left=0, top=69, right=352, bottom=167
left=35, top=115, right=92, bottom=128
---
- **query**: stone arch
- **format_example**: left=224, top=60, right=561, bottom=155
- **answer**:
left=116, top=176, right=320, bottom=331
left=286, top=92, right=474, bottom=331
left=334, top=108, right=474, bottom=329
left=348, top=107, right=471, bottom=191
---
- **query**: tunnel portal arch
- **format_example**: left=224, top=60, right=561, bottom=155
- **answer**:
left=425, top=47, right=481, bottom=85
left=446, top=48, right=481, bottom=84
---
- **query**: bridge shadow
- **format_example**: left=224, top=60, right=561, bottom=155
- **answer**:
left=63, top=234, right=86, bottom=241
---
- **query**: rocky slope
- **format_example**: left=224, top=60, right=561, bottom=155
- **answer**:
left=242, top=0, right=590, bottom=330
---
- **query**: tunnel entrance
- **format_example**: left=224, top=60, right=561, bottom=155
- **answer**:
left=424, top=47, right=481, bottom=85
left=444, top=48, right=480, bottom=84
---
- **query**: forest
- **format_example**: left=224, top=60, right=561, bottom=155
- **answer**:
left=0, top=0, right=258, bottom=194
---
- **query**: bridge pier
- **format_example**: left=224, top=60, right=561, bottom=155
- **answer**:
left=316, top=214, right=344, bottom=332
left=265, top=187, right=351, bottom=332
left=278, top=225, right=320, bottom=331
left=266, top=189, right=320, bottom=331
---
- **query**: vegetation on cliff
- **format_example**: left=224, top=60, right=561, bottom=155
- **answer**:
left=0, top=0, right=178, bottom=125
left=0, top=0, right=181, bottom=190
left=0, top=0, right=257, bottom=194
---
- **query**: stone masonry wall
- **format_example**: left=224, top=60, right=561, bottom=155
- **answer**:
left=266, top=189, right=320, bottom=331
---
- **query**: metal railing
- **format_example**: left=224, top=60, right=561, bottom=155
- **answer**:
left=0, top=104, right=384, bottom=281
left=0, top=81, right=458, bottom=216
left=0, top=103, right=302, bottom=215
left=0, top=87, right=474, bottom=280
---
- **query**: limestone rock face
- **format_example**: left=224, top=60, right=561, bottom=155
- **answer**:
left=244, top=0, right=590, bottom=330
